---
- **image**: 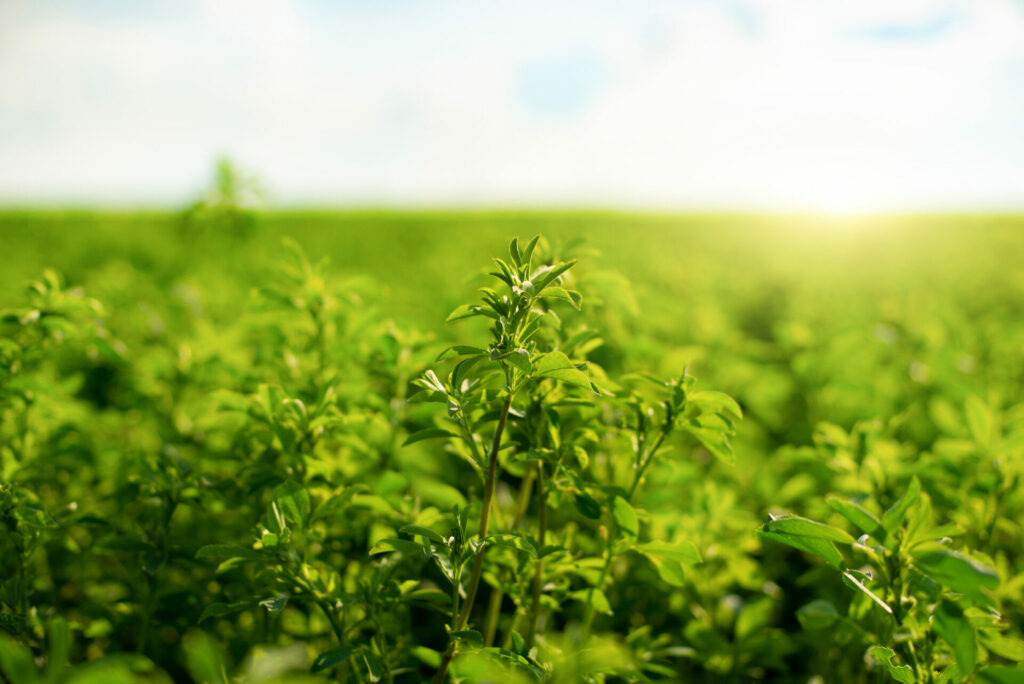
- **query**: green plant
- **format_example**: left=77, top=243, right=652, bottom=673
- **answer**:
left=1, top=217, right=1023, bottom=683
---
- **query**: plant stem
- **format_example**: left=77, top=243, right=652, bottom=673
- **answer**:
left=628, top=427, right=670, bottom=501
left=525, top=462, right=547, bottom=648
left=579, top=538, right=613, bottom=642
left=450, top=566, right=461, bottom=631
left=432, top=392, right=514, bottom=683
left=316, top=598, right=345, bottom=644
left=484, top=467, right=536, bottom=647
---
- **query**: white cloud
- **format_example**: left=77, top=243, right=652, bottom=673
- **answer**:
left=0, top=0, right=1022, bottom=210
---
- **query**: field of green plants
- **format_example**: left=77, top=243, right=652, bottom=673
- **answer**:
left=2, top=211, right=1023, bottom=683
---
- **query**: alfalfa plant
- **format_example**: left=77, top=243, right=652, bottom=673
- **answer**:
left=379, top=236, right=741, bottom=682
left=398, top=236, right=589, bottom=681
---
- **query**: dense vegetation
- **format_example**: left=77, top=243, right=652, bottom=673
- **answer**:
left=2, top=211, right=1023, bottom=683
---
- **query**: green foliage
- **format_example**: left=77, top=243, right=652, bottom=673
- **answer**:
left=1, top=214, right=1023, bottom=683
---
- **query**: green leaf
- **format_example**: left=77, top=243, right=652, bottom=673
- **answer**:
left=826, top=497, right=887, bottom=542
left=13, top=503, right=58, bottom=529
left=533, top=260, right=577, bottom=292
left=521, top=235, right=541, bottom=266
left=589, top=589, right=612, bottom=614
left=198, top=602, right=250, bottom=624
left=757, top=530, right=845, bottom=570
left=411, top=646, right=442, bottom=668
left=493, top=348, right=531, bottom=375
left=574, top=491, right=602, bottom=519
left=762, top=515, right=856, bottom=544
left=369, top=537, right=426, bottom=556
left=535, top=351, right=592, bottom=390
left=570, top=589, right=612, bottom=614
left=183, top=630, right=229, bottom=684
left=650, top=558, right=687, bottom=587
left=0, top=634, right=40, bottom=684
left=488, top=533, right=539, bottom=557
left=363, top=649, right=385, bottom=682
left=796, top=600, right=839, bottom=630
left=258, top=596, right=288, bottom=613
left=435, top=345, right=486, bottom=361
left=272, top=480, right=310, bottom=530
left=881, top=477, right=921, bottom=537
left=684, top=425, right=735, bottom=464
left=311, top=647, right=354, bottom=673
left=509, top=237, right=522, bottom=267
left=934, top=599, right=977, bottom=674
left=451, top=355, right=484, bottom=391
left=979, top=632, right=1024, bottom=662
left=419, top=369, right=447, bottom=393
left=868, top=646, right=915, bottom=684
left=409, top=588, right=450, bottom=604
left=965, top=395, right=993, bottom=446
left=403, top=427, right=458, bottom=446
left=638, top=540, right=701, bottom=565
left=911, top=546, right=999, bottom=603
left=612, top=496, right=638, bottom=537
left=688, top=391, right=743, bottom=420
left=977, top=666, right=1024, bottom=683
left=399, top=524, right=446, bottom=545
left=446, top=304, right=489, bottom=323
left=539, top=286, right=582, bottom=310
left=735, top=596, right=774, bottom=641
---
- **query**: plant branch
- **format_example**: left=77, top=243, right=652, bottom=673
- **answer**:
left=432, top=391, right=514, bottom=683
left=525, top=461, right=547, bottom=648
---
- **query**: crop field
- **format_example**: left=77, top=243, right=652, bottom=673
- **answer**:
left=1, top=211, right=1023, bottom=683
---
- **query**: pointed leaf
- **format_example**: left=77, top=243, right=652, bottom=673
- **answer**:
left=403, top=427, right=458, bottom=446
left=612, top=496, right=638, bottom=537
left=881, top=477, right=921, bottom=537
left=272, top=481, right=310, bottom=530
left=934, top=599, right=977, bottom=674
left=535, top=351, right=592, bottom=390
left=688, top=391, right=743, bottom=420
left=762, top=515, right=856, bottom=544
left=311, top=647, right=354, bottom=673
left=758, top=530, right=844, bottom=570
left=827, top=496, right=887, bottom=543
left=868, top=646, right=915, bottom=684
left=911, top=546, right=999, bottom=603
left=638, top=539, right=701, bottom=565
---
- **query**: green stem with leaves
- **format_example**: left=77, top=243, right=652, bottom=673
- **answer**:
left=525, top=462, right=547, bottom=648
left=582, top=413, right=673, bottom=642
left=432, top=392, right=514, bottom=683
left=579, top=536, right=614, bottom=642
left=628, top=413, right=672, bottom=500
left=483, top=466, right=536, bottom=647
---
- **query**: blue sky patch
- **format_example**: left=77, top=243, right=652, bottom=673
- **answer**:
left=519, top=54, right=607, bottom=118
left=856, top=11, right=961, bottom=41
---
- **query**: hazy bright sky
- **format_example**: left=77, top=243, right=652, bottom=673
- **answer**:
left=2, top=0, right=1024, bottom=211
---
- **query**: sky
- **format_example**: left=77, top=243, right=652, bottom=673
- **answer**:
left=1, top=0, right=1023, bottom=211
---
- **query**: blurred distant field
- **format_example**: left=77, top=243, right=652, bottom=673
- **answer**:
left=5, top=212, right=1023, bottom=341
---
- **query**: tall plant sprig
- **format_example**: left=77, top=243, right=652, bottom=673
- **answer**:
left=406, top=236, right=593, bottom=682
left=577, top=373, right=742, bottom=643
